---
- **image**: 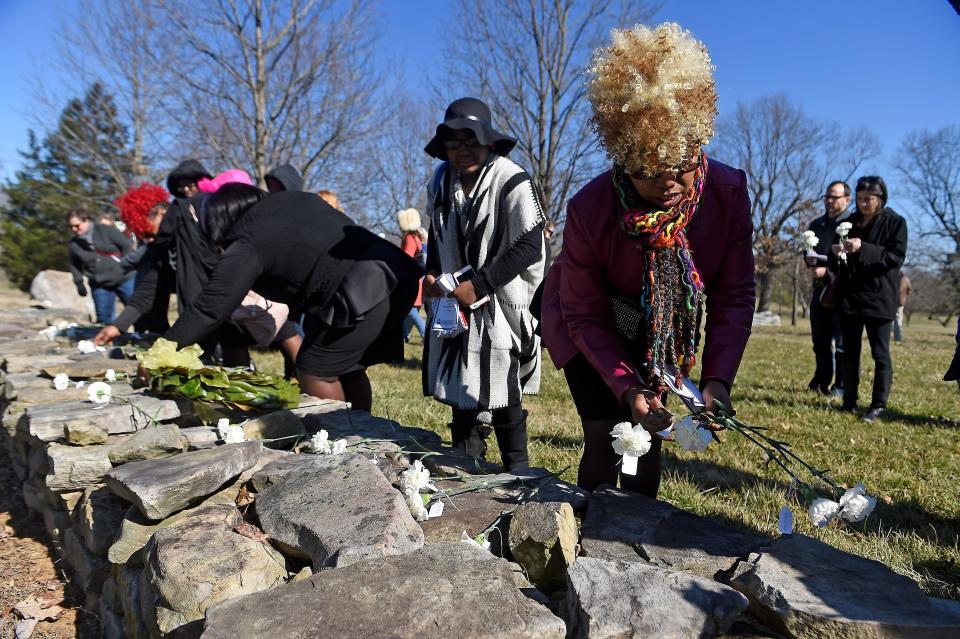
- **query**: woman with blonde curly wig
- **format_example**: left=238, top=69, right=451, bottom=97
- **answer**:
left=540, top=23, right=756, bottom=496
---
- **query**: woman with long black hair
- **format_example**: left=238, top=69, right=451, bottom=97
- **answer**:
left=159, top=185, right=421, bottom=410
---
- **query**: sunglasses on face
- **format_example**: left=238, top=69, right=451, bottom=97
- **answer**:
left=443, top=137, right=483, bottom=151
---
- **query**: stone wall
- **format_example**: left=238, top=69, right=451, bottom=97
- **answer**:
left=1, top=306, right=959, bottom=639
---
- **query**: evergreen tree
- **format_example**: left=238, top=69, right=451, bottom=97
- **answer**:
left=0, top=83, right=133, bottom=290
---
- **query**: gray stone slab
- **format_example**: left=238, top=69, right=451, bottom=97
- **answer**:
left=241, top=410, right=306, bottom=448
left=255, top=452, right=424, bottom=569
left=564, top=557, right=749, bottom=639
left=107, top=423, right=188, bottom=464
left=140, top=504, right=287, bottom=638
left=731, top=534, right=960, bottom=638
left=180, top=426, right=219, bottom=450
left=41, top=358, right=139, bottom=380
left=200, top=542, right=566, bottom=639
left=74, top=486, right=129, bottom=555
left=105, top=441, right=263, bottom=520
left=19, top=394, right=180, bottom=443
left=63, top=527, right=109, bottom=592
left=581, top=487, right=767, bottom=578
left=248, top=453, right=328, bottom=492
left=108, top=487, right=240, bottom=565
left=508, top=501, right=578, bottom=597
left=420, top=481, right=517, bottom=549
left=46, top=440, right=127, bottom=492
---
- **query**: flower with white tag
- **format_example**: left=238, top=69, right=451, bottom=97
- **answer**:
left=610, top=422, right=652, bottom=475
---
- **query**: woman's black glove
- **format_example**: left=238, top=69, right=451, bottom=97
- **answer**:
left=75, top=282, right=88, bottom=297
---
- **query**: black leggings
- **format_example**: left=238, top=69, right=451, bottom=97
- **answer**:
left=563, top=353, right=662, bottom=497
left=841, top=314, right=893, bottom=410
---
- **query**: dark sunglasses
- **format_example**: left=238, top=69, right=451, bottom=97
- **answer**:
left=443, top=137, right=483, bottom=151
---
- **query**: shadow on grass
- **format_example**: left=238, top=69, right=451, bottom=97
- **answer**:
left=531, top=432, right=583, bottom=450
left=386, top=357, right=423, bottom=370
left=662, top=451, right=795, bottom=496
left=860, top=497, right=960, bottom=549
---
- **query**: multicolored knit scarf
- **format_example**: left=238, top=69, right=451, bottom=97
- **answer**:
left=613, top=152, right=707, bottom=387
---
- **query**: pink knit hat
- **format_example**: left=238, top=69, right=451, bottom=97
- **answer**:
left=197, top=169, right=253, bottom=193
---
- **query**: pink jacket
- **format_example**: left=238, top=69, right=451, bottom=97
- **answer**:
left=541, top=158, right=756, bottom=402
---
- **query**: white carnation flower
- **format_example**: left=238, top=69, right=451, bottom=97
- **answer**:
left=75, top=380, right=85, bottom=389
left=105, top=369, right=116, bottom=382
left=404, top=487, right=429, bottom=521
left=610, top=422, right=652, bottom=457
left=673, top=416, right=712, bottom=452
left=808, top=498, right=840, bottom=528
left=216, top=419, right=246, bottom=444
left=77, top=339, right=103, bottom=354
left=87, top=381, right=112, bottom=404
left=837, top=221, right=853, bottom=237
left=309, top=429, right=333, bottom=454
left=399, top=460, right=434, bottom=493
left=52, top=373, right=70, bottom=391
left=330, top=439, right=347, bottom=455
left=838, top=483, right=877, bottom=523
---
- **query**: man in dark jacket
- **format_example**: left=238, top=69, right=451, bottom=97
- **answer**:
left=830, top=176, right=908, bottom=422
left=805, top=180, right=850, bottom=395
left=67, top=208, right=135, bottom=323
left=265, top=164, right=303, bottom=193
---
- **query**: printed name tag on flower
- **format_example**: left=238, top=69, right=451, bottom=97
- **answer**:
left=622, top=454, right=638, bottom=475
left=428, top=501, right=444, bottom=518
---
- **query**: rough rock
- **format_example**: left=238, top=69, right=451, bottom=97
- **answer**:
left=140, top=503, right=287, bottom=638
left=419, top=481, right=517, bottom=550
left=29, top=269, right=95, bottom=318
left=41, top=358, right=139, bottom=380
left=116, top=563, right=150, bottom=638
left=752, top=311, right=782, bottom=327
left=564, top=557, right=749, bottom=639
left=241, top=410, right=306, bottom=447
left=62, top=528, right=109, bottom=592
left=108, top=487, right=240, bottom=565
left=295, top=402, right=442, bottom=451
left=42, top=507, right=71, bottom=542
left=730, top=534, right=960, bottom=638
left=519, top=468, right=590, bottom=513
left=418, top=443, right=502, bottom=477
left=508, top=501, right=578, bottom=596
left=248, top=453, right=325, bottom=492
left=19, top=394, right=180, bottom=442
left=581, top=487, right=766, bottom=578
left=107, top=423, right=188, bottom=464
left=255, top=452, right=424, bottom=569
left=180, top=426, right=218, bottom=450
left=106, top=441, right=262, bottom=520
left=64, top=421, right=109, bottom=445
left=46, top=440, right=121, bottom=492
left=201, top=542, right=565, bottom=639
left=74, top=486, right=129, bottom=555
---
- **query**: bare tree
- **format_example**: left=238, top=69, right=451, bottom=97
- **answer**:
left=896, top=125, right=960, bottom=308
left=351, top=94, right=440, bottom=234
left=712, top=94, right=881, bottom=312
left=446, top=0, right=658, bottom=228
left=155, top=0, right=379, bottom=188
left=35, top=0, right=174, bottom=186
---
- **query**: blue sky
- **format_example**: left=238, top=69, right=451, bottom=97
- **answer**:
left=1, top=0, right=958, bottom=212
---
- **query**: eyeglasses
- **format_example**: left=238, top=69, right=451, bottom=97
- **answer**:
left=823, top=194, right=848, bottom=201
left=443, top=137, right=483, bottom=151
left=69, top=223, right=83, bottom=229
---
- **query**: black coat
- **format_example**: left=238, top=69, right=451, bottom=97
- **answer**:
left=68, top=223, right=133, bottom=288
left=164, top=191, right=422, bottom=349
left=111, top=196, right=214, bottom=332
left=830, top=208, right=908, bottom=320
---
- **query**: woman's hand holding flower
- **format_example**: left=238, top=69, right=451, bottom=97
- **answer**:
left=623, top=386, right=673, bottom=436
left=843, top=238, right=861, bottom=253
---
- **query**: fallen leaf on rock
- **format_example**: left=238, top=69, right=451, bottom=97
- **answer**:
left=14, top=593, right=65, bottom=621
left=235, top=486, right=255, bottom=508
left=232, top=522, right=270, bottom=545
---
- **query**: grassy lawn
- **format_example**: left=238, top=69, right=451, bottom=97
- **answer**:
left=257, top=316, right=960, bottom=598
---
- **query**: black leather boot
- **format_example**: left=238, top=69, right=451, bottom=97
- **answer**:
left=450, top=422, right=491, bottom=459
left=494, top=411, right=529, bottom=474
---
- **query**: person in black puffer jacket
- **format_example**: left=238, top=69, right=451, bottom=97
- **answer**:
left=829, top=176, right=908, bottom=422
left=67, top=208, right=135, bottom=324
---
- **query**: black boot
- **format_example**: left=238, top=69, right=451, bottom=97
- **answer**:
left=450, top=422, right=491, bottom=459
left=494, top=411, right=529, bottom=474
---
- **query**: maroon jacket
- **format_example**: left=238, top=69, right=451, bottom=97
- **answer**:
left=541, top=158, right=756, bottom=402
